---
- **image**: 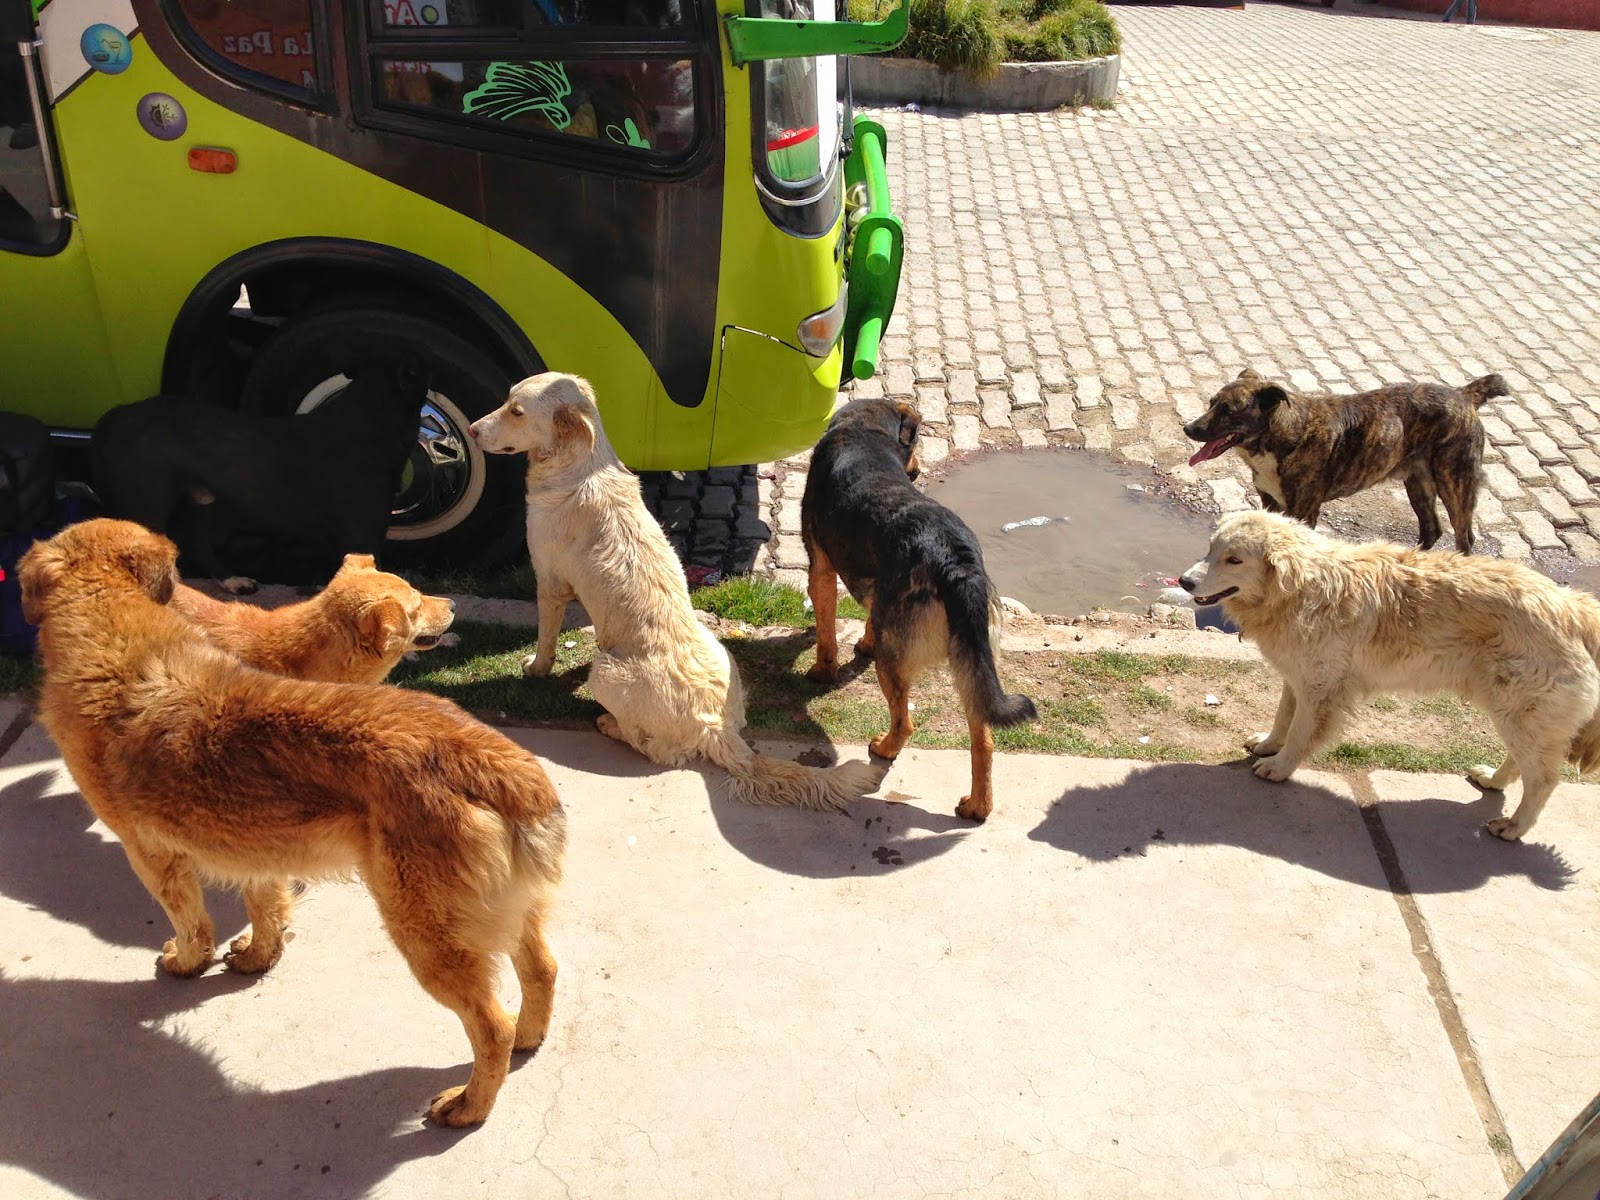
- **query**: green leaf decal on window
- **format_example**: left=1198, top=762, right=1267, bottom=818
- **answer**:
left=462, top=61, right=573, bottom=128
left=605, top=118, right=651, bottom=149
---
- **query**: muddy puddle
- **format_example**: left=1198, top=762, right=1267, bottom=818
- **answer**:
left=925, top=448, right=1215, bottom=618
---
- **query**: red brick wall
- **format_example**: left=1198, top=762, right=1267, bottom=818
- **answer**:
left=1374, top=0, right=1600, bottom=29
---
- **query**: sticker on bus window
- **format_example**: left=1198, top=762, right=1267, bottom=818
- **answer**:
left=80, top=23, right=133, bottom=75
left=462, top=62, right=574, bottom=129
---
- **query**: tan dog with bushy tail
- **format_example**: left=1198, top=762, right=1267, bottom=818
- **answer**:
left=470, top=373, right=877, bottom=811
left=1181, top=510, right=1600, bottom=841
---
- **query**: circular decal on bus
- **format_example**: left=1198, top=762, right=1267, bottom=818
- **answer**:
left=136, top=93, right=188, bottom=141
left=80, top=24, right=133, bottom=75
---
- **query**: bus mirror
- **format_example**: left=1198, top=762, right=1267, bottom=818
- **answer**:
left=723, top=0, right=907, bottom=67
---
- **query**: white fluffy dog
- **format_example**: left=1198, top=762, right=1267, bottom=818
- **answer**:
left=1182, top=510, right=1600, bottom=841
left=470, top=373, right=877, bottom=812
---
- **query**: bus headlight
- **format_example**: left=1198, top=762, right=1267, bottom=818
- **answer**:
left=796, top=286, right=847, bottom=357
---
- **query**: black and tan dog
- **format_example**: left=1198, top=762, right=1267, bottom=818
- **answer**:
left=801, top=398, right=1037, bottom=822
left=1183, top=369, right=1508, bottom=553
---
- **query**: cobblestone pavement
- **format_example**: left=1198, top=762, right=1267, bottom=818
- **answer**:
left=702, top=0, right=1600, bottom=592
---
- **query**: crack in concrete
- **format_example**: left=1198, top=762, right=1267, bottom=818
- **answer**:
left=1350, top=772, right=1524, bottom=1189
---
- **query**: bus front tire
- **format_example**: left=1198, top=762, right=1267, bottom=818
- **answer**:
left=239, top=307, right=527, bottom=570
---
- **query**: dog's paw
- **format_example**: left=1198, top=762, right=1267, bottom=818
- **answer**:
left=1244, top=732, right=1281, bottom=756
left=427, top=1085, right=489, bottom=1128
left=224, top=931, right=282, bottom=975
left=955, top=795, right=991, bottom=823
left=436, top=631, right=461, bottom=649
left=852, top=638, right=875, bottom=660
left=805, top=659, right=839, bottom=683
left=158, top=938, right=214, bottom=978
left=521, top=654, right=552, bottom=678
left=868, top=734, right=902, bottom=761
left=1467, top=764, right=1503, bottom=790
left=219, top=576, right=259, bottom=597
left=1484, top=816, right=1528, bottom=842
left=1251, top=756, right=1296, bottom=782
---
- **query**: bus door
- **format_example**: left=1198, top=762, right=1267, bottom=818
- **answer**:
left=0, top=0, right=117, bottom=429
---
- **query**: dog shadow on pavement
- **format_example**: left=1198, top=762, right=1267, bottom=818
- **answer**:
left=0, top=969, right=466, bottom=1200
left=1028, top=760, right=1577, bottom=894
left=0, top=763, right=251, bottom=949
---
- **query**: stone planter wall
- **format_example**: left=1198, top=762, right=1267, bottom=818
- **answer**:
left=850, top=53, right=1120, bottom=112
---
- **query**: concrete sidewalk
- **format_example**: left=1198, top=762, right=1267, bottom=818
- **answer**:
left=0, top=702, right=1595, bottom=1199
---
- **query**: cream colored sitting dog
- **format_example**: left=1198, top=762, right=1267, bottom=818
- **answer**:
left=470, top=373, right=876, bottom=812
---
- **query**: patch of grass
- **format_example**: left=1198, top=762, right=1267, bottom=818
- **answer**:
left=851, top=0, right=1118, bottom=73
left=1410, top=691, right=1470, bottom=719
left=1001, top=0, right=1120, bottom=63
left=1369, top=696, right=1400, bottom=714
left=1129, top=686, right=1174, bottom=712
left=1070, top=650, right=1206, bottom=683
left=1105, top=739, right=1198, bottom=763
left=1070, top=650, right=1151, bottom=683
left=405, top=562, right=536, bottom=602
left=1315, top=741, right=1495, bottom=775
left=0, top=654, right=38, bottom=696
left=389, top=620, right=601, bottom=724
left=1052, top=694, right=1105, bottom=725
left=1182, top=705, right=1220, bottom=729
left=693, top=577, right=811, bottom=625
left=690, top=578, right=869, bottom=627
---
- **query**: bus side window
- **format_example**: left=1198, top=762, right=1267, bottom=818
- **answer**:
left=0, top=39, right=53, bottom=245
left=377, top=57, right=696, bottom=157
left=173, top=0, right=323, bottom=97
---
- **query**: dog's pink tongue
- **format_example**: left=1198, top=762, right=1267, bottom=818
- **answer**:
left=1188, top=439, right=1231, bottom=467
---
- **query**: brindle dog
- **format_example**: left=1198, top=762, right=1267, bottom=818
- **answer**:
left=1183, top=369, right=1508, bottom=553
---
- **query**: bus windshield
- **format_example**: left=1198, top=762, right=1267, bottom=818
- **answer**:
left=758, top=0, right=838, bottom=188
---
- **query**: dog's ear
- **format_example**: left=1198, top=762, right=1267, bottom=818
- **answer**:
left=552, top=402, right=597, bottom=452
left=339, top=553, right=379, bottom=574
left=1236, top=368, right=1262, bottom=382
left=1260, top=524, right=1314, bottom=597
left=17, top=539, right=65, bottom=625
left=358, top=598, right=407, bottom=659
left=892, top=402, right=921, bottom=449
left=123, top=534, right=179, bottom=605
left=1255, top=384, right=1288, bottom=412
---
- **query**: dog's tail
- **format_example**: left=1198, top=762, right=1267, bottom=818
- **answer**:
left=1463, top=374, right=1510, bottom=407
left=700, top=729, right=878, bottom=813
left=934, top=555, right=1038, bottom=729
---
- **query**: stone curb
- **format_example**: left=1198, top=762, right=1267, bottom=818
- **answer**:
left=850, top=53, right=1121, bottom=112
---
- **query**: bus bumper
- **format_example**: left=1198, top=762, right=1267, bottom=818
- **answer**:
left=840, top=115, right=904, bottom=382
left=710, top=329, right=843, bottom=466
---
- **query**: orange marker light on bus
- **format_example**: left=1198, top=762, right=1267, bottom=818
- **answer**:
left=187, top=147, right=237, bottom=175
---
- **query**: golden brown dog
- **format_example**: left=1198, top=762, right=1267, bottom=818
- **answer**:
left=20, top=519, right=566, bottom=1127
left=169, top=553, right=456, bottom=684
left=470, top=373, right=877, bottom=811
left=1181, top=510, right=1600, bottom=841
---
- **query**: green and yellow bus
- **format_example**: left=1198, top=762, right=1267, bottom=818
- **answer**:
left=0, top=0, right=904, bottom=562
